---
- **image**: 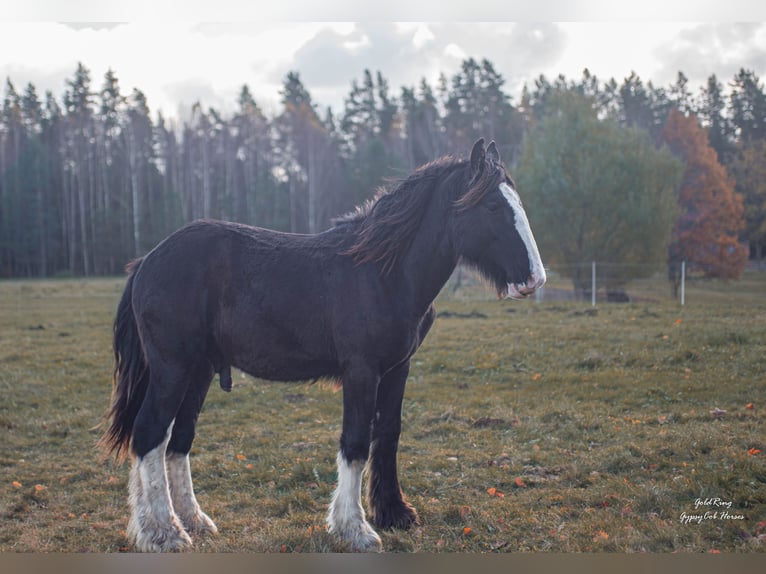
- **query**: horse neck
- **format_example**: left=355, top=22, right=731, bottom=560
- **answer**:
left=397, top=194, right=458, bottom=316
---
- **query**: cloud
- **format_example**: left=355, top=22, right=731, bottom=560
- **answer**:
left=0, top=63, right=74, bottom=101
left=653, top=23, right=766, bottom=89
left=3, top=20, right=765, bottom=123
left=287, top=23, right=444, bottom=111
left=286, top=22, right=569, bottom=112
left=62, top=23, right=126, bottom=31
left=426, top=23, right=568, bottom=95
left=162, top=78, right=230, bottom=116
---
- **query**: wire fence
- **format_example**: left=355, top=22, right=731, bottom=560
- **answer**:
left=444, top=261, right=766, bottom=307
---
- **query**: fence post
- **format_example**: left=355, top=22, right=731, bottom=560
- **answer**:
left=592, top=261, right=596, bottom=307
left=681, top=260, right=686, bottom=306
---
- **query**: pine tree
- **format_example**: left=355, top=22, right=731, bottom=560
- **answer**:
left=444, top=58, right=522, bottom=161
left=230, top=85, right=272, bottom=226
left=697, top=74, right=734, bottom=163
left=728, top=139, right=766, bottom=260
left=20, top=83, right=48, bottom=276
left=62, top=62, right=96, bottom=275
left=340, top=69, right=404, bottom=208
left=669, top=71, right=693, bottom=114
left=41, top=90, right=64, bottom=274
left=729, top=69, right=766, bottom=143
left=278, top=71, right=336, bottom=233
left=618, top=72, right=669, bottom=140
left=400, top=78, right=444, bottom=168
left=1, top=79, right=24, bottom=275
left=125, top=88, right=154, bottom=255
left=97, top=69, right=128, bottom=272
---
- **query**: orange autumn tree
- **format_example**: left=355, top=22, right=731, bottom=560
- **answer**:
left=661, top=109, right=748, bottom=280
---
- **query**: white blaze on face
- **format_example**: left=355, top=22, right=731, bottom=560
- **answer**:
left=499, top=182, right=546, bottom=298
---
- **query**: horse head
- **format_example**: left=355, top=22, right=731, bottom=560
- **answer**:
left=452, top=138, right=547, bottom=299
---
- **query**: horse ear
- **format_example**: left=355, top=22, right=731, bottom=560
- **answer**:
left=470, top=138, right=486, bottom=180
left=487, top=141, right=500, bottom=164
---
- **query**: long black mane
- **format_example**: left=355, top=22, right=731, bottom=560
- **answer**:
left=335, top=153, right=509, bottom=274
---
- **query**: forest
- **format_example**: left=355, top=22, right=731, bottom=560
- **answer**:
left=0, top=58, right=764, bottom=283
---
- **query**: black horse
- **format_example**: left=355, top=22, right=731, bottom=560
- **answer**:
left=99, top=139, right=546, bottom=552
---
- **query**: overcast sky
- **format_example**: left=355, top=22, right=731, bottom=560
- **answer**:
left=1, top=2, right=765, bottom=122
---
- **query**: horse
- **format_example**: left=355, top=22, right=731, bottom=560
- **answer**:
left=98, top=138, right=546, bottom=552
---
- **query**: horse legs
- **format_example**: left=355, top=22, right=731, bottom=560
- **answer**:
left=326, top=362, right=382, bottom=552
left=127, top=363, right=192, bottom=552
left=368, top=361, right=418, bottom=530
left=166, top=365, right=217, bottom=537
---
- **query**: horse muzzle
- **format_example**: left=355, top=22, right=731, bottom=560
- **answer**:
left=506, top=271, right=546, bottom=300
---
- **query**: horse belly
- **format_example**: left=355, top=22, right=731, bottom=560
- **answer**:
left=226, top=320, right=339, bottom=382
left=233, top=351, right=339, bottom=382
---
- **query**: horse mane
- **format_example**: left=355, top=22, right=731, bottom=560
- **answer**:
left=337, top=152, right=508, bottom=274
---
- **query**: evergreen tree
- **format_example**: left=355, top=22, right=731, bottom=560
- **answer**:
left=19, top=83, right=49, bottom=276
left=618, top=72, right=669, bottom=140
left=230, top=85, right=273, bottom=226
left=669, top=71, right=693, bottom=114
left=41, top=91, right=64, bottom=274
left=97, top=68, right=128, bottom=272
left=1, top=79, right=24, bottom=275
left=278, top=71, right=338, bottom=233
left=62, top=62, right=96, bottom=274
left=340, top=69, right=404, bottom=207
left=400, top=78, right=444, bottom=168
left=729, top=68, right=766, bottom=143
left=697, top=74, right=734, bottom=162
left=444, top=58, right=523, bottom=162
left=728, top=138, right=766, bottom=260
left=125, top=88, right=155, bottom=255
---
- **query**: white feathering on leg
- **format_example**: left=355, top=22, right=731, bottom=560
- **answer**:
left=127, top=420, right=192, bottom=552
left=326, top=452, right=382, bottom=552
left=166, top=452, right=218, bottom=535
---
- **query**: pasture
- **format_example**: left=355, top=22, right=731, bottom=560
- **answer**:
left=0, top=273, right=764, bottom=553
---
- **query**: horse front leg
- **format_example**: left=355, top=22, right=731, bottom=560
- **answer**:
left=327, top=363, right=382, bottom=552
left=368, top=360, right=418, bottom=530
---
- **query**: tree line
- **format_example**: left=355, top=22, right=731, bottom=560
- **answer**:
left=1, top=59, right=764, bottom=282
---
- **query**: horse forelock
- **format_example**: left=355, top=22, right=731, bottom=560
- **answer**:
left=454, top=156, right=511, bottom=210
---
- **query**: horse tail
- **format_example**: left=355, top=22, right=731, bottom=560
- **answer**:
left=97, top=258, right=148, bottom=464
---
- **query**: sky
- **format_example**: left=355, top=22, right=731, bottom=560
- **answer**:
left=1, top=2, right=765, bottom=122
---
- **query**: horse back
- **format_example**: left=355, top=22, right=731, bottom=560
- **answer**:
left=129, top=219, right=412, bottom=383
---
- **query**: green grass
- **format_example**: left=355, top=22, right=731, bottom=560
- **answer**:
left=0, top=274, right=764, bottom=553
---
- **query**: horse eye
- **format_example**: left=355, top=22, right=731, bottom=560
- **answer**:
left=485, top=200, right=502, bottom=212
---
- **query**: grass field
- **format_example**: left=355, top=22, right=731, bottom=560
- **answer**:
left=0, top=272, right=764, bottom=553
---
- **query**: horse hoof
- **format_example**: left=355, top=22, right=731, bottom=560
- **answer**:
left=349, top=524, right=383, bottom=553
left=130, top=521, right=193, bottom=552
left=181, top=511, right=218, bottom=536
left=372, top=502, right=419, bottom=530
left=328, top=519, right=382, bottom=552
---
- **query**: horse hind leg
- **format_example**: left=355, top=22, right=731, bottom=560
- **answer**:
left=166, top=452, right=218, bottom=536
left=128, top=419, right=192, bottom=552
left=166, top=364, right=217, bottom=537
left=128, top=364, right=194, bottom=552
